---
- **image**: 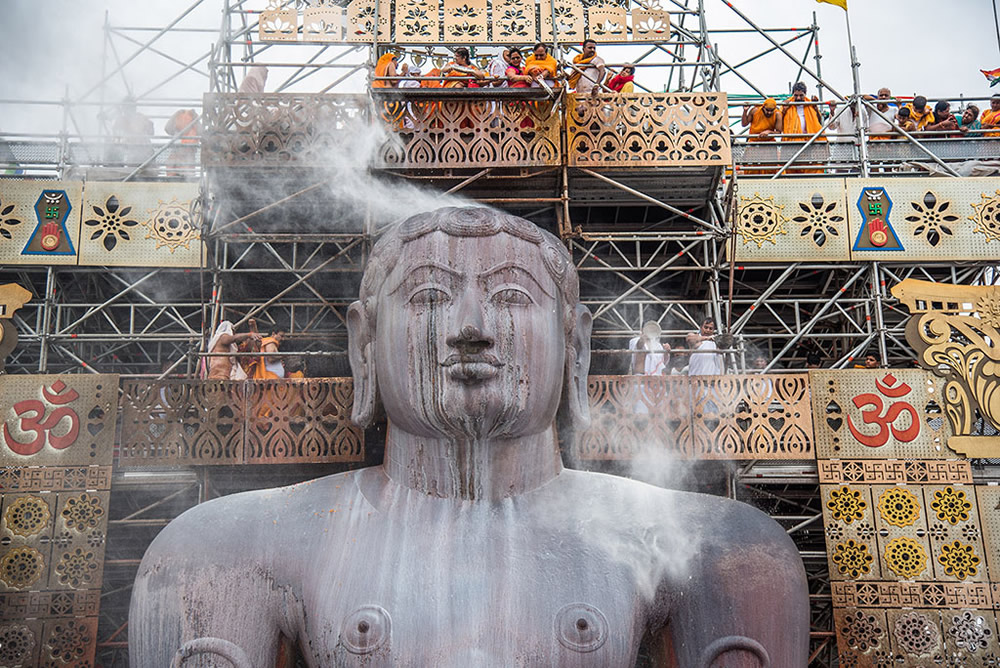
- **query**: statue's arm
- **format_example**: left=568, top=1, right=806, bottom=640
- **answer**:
left=658, top=501, right=809, bottom=668
left=129, top=497, right=288, bottom=667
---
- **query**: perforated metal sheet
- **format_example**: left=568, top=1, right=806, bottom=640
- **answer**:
left=732, top=177, right=850, bottom=262
left=822, top=484, right=882, bottom=581
left=395, top=0, right=440, bottom=43
left=76, top=181, right=201, bottom=267
left=302, top=7, right=344, bottom=42
left=833, top=607, right=890, bottom=661
left=0, top=374, right=118, bottom=467
left=540, top=0, right=587, bottom=42
left=345, top=0, right=392, bottom=43
left=846, top=177, right=1000, bottom=262
left=587, top=5, right=628, bottom=42
left=920, top=485, right=987, bottom=583
left=974, top=486, right=1000, bottom=579
left=443, top=0, right=488, bottom=43
left=259, top=10, right=298, bottom=42
left=810, top=369, right=955, bottom=459
left=0, top=180, right=82, bottom=266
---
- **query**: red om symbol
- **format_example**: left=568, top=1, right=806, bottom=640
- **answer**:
left=3, top=380, right=81, bottom=456
left=847, top=373, right=920, bottom=448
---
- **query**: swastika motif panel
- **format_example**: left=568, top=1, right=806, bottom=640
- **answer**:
left=731, top=178, right=850, bottom=263
left=846, top=177, right=1000, bottom=262
left=0, top=375, right=115, bottom=668
left=818, top=459, right=973, bottom=485
left=810, top=369, right=954, bottom=459
left=77, top=181, right=201, bottom=267
left=566, top=93, right=731, bottom=167
left=0, top=180, right=83, bottom=266
left=576, top=374, right=813, bottom=460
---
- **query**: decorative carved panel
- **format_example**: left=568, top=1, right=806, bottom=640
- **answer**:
left=732, top=178, right=850, bottom=263
left=566, top=92, right=731, bottom=167
left=586, top=4, right=628, bottom=42
left=119, top=379, right=245, bottom=465
left=202, top=93, right=370, bottom=167
left=259, top=10, right=299, bottom=42
left=491, top=0, right=536, bottom=42
left=0, top=180, right=83, bottom=266
left=540, top=0, right=586, bottom=42
left=443, top=0, right=489, bottom=43
left=345, top=0, right=391, bottom=42
left=892, top=278, right=1000, bottom=458
left=118, top=378, right=364, bottom=466
left=630, top=9, right=670, bottom=41
left=245, top=379, right=363, bottom=463
left=810, top=370, right=954, bottom=459
left=575, top=373, right=813, bottom=460
left=394, top=0, right=440, bottom=43
left=302, top=7, right=344, bottom=42
left=379, top=99, right=562, bottom=168
left=818, top=459, right=973, bottom=485
left=77, top=181, right=201, bottom=267
left=846, top=177, right=1000, bottom=262
left=0, top=375, right=116, bottom=668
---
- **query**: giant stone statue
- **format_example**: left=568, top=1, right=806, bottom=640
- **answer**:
left=131, top=207, right=808, bottom=667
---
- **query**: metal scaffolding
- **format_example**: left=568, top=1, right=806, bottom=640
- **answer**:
left=2, top=1, right=999, bottom=666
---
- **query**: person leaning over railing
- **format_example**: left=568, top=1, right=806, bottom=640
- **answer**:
left=982, top=94, right=1000, bottom=137
left=904, top=95, right=934, bottom=130
left=924, top=101, right=959, bottom=134
left=441, top=47, right=486, bottom=88
left=894, top=106, right=917, bottom=133
left=606, top=65, right=635, bottom=93
left=742, top=98, right=781, bottom=141
left=524, top=43, right=560, bottom=91
left=957, top=104, right=981, bottom=135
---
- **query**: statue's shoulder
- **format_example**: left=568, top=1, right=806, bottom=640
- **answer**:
left=142, top=469, right=365, bottom=562
left=554, top=469, right=790, bottom=546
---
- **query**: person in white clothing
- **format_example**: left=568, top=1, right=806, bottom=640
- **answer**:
left=628, top=321, right=670, bottom=376
left=686, top=317, right=723, bottom=376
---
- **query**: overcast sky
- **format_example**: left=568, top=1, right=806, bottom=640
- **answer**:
left=2, top=0, right=999, bottom=134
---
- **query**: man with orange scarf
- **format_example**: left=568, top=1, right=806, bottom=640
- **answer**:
left=780, top=81, right=826, bottom=173
left=524, top=43, right=559, bottom=90
left=567, top=39, right=605, bottom=96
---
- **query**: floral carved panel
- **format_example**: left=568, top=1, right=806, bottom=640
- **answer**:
left=443, top=0, right=489, bottom=43
left=302, top=7, right=344, bottom=42
left=540, top=0, right=586, bottom=42
left=566, top=92, right=731, bottom=167
left=491, top=0, right=536, bottom=43
left=345, top=0, right=391, bottom=42
left=586, top=4, right=628, bottom=42
left=394, top=0, right=440, bottom=43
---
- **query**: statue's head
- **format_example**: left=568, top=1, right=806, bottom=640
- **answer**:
left=348, top=207, right=592, bottom=440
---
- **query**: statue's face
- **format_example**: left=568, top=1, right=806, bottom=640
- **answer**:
left=374, top=231, right=565, bottom=439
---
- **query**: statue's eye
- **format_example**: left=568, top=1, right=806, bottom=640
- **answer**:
left=409, top=287, right=450, bottom=305
left=491, top=287, right=534, bottom=306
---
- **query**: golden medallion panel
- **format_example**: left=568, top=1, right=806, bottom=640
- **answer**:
left=846, top=177, right=1000, bottom=262
left=443, top=0, right=489, bottom=43
left=810, top=370, right=954, bottom=460
left=566, top=92, right=731, bottom=168
left=0, top=374, right=116, bottom=668
left=77, top=181, right=201, bottom=267
left=0, top=180, right=83, bottom=266
left=575, top=373, right=813, bottom=460
left=731, top=178, right=850, bottom=262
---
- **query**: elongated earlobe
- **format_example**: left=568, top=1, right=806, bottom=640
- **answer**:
left=347, top=301, right=378, bottom=427
left=566, top=304, right=593, bottom=430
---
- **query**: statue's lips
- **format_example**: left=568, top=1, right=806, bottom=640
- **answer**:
left=441, top=354, right=503, bottom=383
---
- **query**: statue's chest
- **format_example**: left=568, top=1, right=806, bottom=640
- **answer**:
left=298, top=512, right=645, bottom=667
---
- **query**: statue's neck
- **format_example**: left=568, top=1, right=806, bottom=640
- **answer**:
left=382, top=424, right=563, bottom=501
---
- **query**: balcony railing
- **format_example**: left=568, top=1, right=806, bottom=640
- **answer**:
left=118, top=378, right=363, bottom=466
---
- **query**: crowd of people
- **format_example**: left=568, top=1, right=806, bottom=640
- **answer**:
left=201, top=319, right=306, bottom=380
left=742, top=85, right=1000, bottom=142
left=371, top=40, right=636, bottom=95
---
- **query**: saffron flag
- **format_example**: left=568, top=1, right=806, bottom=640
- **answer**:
left=816, top=0, right=848, bottom=9
left=982, top=68, right=1000, bottom=87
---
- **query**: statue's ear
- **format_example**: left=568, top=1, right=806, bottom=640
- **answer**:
left=347, top=301, right=377, bottom=428
left=566, top=304, right=592, bottom=430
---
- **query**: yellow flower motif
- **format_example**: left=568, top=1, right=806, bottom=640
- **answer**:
left=832, top=539, right=874, bottom=578
left=4, top=495, right=51, bottom=538
left=937, top=540, right=980, bottom=580
left=877, top=487, right=921, bottom=527
left=827, top=486, right=867, bottom=524
left=883, top=537, right=928, bottom=579
left=930, top=487, right=972, bottom=525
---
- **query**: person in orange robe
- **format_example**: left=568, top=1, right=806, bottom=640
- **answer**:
left=981, top=94, right=1000, bottom=137
left=780, top=82, right=826, bottom=173
left=372, top=52, right=399, bottom=88
left=741, top=97, right=781, bottom=174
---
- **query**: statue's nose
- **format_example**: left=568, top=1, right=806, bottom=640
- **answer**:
left=446, top=325, right=493, bottom=355
left=445, top=289, right=492, bottom=354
